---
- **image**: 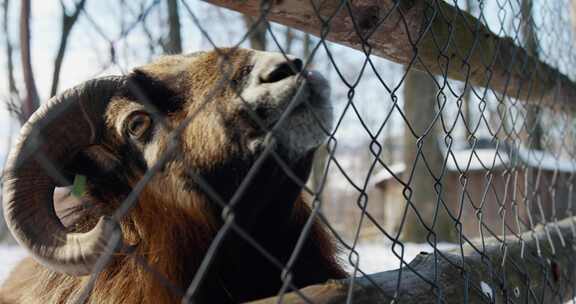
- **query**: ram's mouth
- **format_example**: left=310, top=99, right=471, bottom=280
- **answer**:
left=271, top=70, right=333, bottom=157
left=272, top=71, right=331, bottom=128
left=240, top=68, right=332, bottom=161
left=292, top=70, right=331, bottom=115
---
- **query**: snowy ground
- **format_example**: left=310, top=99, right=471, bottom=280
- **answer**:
left=0, top=242, right=454, bottom=285
left=0, top=245, right=26, bottom=284
left=340, top=242, right=456, bottom=275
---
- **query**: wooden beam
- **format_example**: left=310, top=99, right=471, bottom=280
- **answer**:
left=202, top=0, right=576, bottom=110
left=248, top=216, right=576, bottom=303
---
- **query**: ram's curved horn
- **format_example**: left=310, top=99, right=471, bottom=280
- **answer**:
left=2, top=76, right=126, bottom=276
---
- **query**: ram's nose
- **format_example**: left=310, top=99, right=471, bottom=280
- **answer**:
left=239, top=52, right=306, bottom=127
left=258, top=55, right=303, bottom=84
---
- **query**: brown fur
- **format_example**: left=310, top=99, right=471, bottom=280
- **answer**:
left=0, top=48, right=345, bottom=303
left=1, top=193, right=343, bottom=303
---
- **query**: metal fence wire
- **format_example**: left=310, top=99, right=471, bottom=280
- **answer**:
left=4, top=0, right=576, bottom=303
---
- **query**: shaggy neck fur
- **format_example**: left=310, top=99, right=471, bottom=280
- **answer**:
left=1, top=168, right=345, bottom=304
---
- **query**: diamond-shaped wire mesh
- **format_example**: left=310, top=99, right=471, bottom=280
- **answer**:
left=2, top=0, right=576, bottom=303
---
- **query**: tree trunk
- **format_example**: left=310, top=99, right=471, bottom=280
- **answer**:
left=19, top=0, right=39, bottom=123
left=302, top=33, right=329, bottom=199
left=3, top=0, right=18, bottom=97
left=284, top=27, right=294, bottom=54
left=461, top=0, right=476, bottom=142
left=401, top=69, right=454, bottom=242
left=50, top=0, right=87, bottom=97
left=521, top=0, right=543, bottom=150
left=461, top=86, right=472, bottom=141
left=242, top=15, right=266, bottom=51
left=310, top=145, right=329, bottom=197
left=1, top=0, right=17, bottom=243
left=303, top=33, right=311, bottom=62
left=164, top=0, right=182, bottom=54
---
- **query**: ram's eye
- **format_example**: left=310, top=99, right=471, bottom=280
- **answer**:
left=126, top=111, right=152, bottom=141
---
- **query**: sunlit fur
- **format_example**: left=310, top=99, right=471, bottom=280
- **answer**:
left=0, top=48, right=345, bottom=304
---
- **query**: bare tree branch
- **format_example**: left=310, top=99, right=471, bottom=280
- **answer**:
left=2, top=0, right=18, bottom=98
left=50, top=0, right=87, bottom=97
left=164, top=0, right=182, bottom=54
left=1, top=0, right=18, bottom=243
left=140, top=1, right=162, bottom=60
left=284, top=27, right=294, bottom=54
left=19, top=0, right=39, bottom=122
left=243, top=14, right=267, bottom=51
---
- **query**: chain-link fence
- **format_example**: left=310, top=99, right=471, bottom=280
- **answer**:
left=2, top=0, right=576, bottom=303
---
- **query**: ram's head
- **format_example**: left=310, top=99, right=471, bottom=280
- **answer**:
left=2, top=48, right=333, bottom=276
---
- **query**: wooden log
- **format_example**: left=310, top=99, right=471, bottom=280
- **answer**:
left=202, top=0, right=576, bottom=110
left=248, top=216, right=576, bottom=303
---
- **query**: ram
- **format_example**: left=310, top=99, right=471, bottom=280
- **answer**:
left=0, top=48, right=345, bottom=304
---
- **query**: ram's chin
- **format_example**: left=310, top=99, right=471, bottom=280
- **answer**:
left=277, top=115, right=330, bottom=160
left=246, top=112, right=331, bottom=164
left=276, top=75, right=332, bottom=161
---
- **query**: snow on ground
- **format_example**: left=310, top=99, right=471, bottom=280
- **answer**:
left=340, top=241, right=457, bottom=275
left=0, top=242, right=456, bottom=284
left=0, top=245, right=26, bottom=284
